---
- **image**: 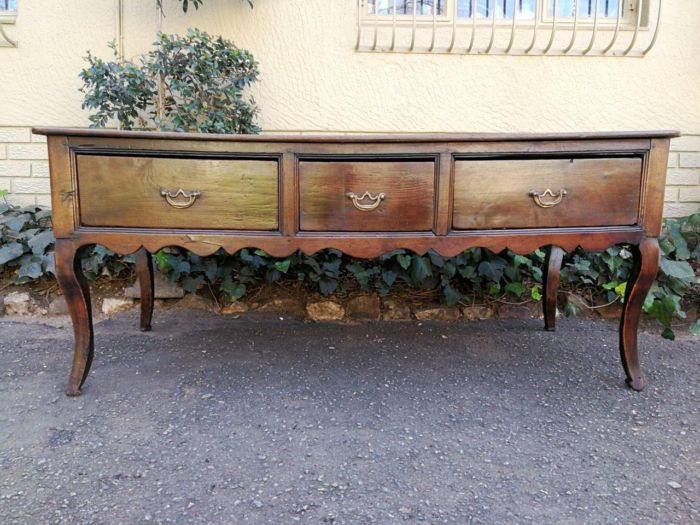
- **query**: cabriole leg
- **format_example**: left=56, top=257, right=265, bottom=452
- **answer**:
left=619, top=238, right=660, bottom=391
left=55, top=240, right=94, bottom=396
left=543, top=245, right=565, bottom=331
left=135, top=248, right=154, bottom=332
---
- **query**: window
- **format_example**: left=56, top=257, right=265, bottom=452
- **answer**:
left=0, top=0, right=17, bottom=22
left=358, top=0, right=660, bottom=56
left=366, top=0, right=635, bottom=22
left=0, top=0, right=17, bottom=47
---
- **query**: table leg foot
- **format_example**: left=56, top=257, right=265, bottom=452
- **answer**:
left=55, top=240, right=94, bottom=397
left=543, top=245, right=565, bottom=332
left=619, top=238, right=659, bottom=392
left=135, top=248, right=154, bottom=332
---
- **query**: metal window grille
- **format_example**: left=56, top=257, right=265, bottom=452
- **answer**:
left=358, top=0, right=662, bottom=56
left=0, top=0, right=17, bottom=47
left=0, top=0, right=17, bottom=11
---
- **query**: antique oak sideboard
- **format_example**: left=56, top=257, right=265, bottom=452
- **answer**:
left=34, top=127, right=678, bottom=396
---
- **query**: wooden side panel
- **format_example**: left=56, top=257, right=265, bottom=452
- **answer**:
left=453, top=157, right=643, bottom=229
left=76, top=155, right=279, bottom=230
left=47, top=136, right=77, bottom=238
left=299, top=160, right=435, bottom=232
left=641, top=138, right=671, bottom=237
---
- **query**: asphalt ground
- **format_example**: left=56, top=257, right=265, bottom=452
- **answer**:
left=0, top=310, right=698, bottom=524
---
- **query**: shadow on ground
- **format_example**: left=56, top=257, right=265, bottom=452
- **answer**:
left=0, top=310, right=697, bottom=524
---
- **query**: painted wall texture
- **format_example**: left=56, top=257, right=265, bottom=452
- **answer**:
left=0, top=0, right=699, bottom=215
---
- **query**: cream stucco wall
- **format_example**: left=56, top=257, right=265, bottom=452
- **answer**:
left=0, top=0, right=699, bottom=213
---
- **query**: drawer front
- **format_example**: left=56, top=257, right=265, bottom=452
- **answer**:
left=77, top=155, right=279, bottom=230
left=299, top=160, right=435, bottom=232
left=453, top=157, right=642, bottom=230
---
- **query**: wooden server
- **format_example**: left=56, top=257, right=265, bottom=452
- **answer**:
left=33, top=128, right=678, bottom=396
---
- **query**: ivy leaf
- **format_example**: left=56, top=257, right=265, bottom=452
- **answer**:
left=477, top=259, right=506, bottom=282
left=18, top=259, right=43, bottom=279
left=0, top=242, right=25, bottom=265
left=274, top=259, right=291, bottom=274
left=659, top=259, right=695, bottom=282
left=646, top=296, right=677, bottom=327
left=661, top=327, right=676, bottom=341
left=504, top=281, right=525, bottom=297
left=382, top=269, right=397, bottom=287
left=319, top=277, right=338, bottom=295
left=396, top=254, right=412, bottom=270
left=27, top=230, right=55, bottom=255
left=443, top=284, right=462, bottom=306
left=531, top=286, right=542, bottom=301
left=410, top=256, right=432, bottom=284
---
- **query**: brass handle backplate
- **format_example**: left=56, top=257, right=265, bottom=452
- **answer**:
left=529, top=188, right=567, bottom=208
left=346, top=191, right=386, bottom=212
left=160, top=188, right=201, bottom=209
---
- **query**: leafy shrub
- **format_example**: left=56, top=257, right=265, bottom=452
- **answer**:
left=157, top=0, right=253, bottom=13
left=80, top=29, right=259, bottom=133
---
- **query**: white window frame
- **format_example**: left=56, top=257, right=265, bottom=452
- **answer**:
left=361, top=0, right=649, bottom=29
left=0, top=0, right=17, bottom=24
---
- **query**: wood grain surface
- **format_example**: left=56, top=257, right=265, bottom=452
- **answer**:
left=453, top=157, right=643, bottom=229
left=299, top=160, right=435, bottom=232
left=77, top=155, right=279, bottom=230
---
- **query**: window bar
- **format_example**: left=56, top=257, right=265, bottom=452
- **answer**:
left=642, top=0, right=662, bottom=56
left=372, top=0, right=380, bottom=51
left=623, top=0, right=644, bottom=55
left=485, top=0, right=498, bottom=53
left=429, top=0, right=438, bottom=51
left=543, top=0, right=559, bottom=54
left=506, top=0, right=519, bottom=53
left=524, top=0, right=539, bottom=53
left=582, top=0, right=600, bottom=55
left=563, top=0, right=579, bottom=53
left=448, top=0, right=459, bottom=52
left=390, top=0, right=398, bottom=50
left=355, top=0, right=362, bottom=51
left=601, top=0, right=623, bottom=54
left=409, top=0, right=418, bottom=51
left=466, top=0, right=477, bottom=53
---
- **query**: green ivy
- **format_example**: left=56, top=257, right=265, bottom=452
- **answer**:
left=1, top=200, right=697, bottom=338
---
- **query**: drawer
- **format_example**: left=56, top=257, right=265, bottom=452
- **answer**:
left=452, top=157, right=642, bottom=230
left=299, top=160, right=435, bottom=232
left=76, top=155, right=279, bottom=230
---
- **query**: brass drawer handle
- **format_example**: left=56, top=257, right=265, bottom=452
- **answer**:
left=160, top=188, right=201, bottom=209
left=346, top=191, right=386, bottom=212
left=529, top=188, right=567, bottom=208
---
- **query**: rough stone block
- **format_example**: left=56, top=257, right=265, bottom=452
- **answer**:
left=382, top=297, right=412, bottom=321
left=31, top=161, right=49, bottom=177
left=664, top=187, right=679, bottom=203
left=679, top=153, right=700, bottom=168
left=0, top=161, right=31, bottom=178
left=667, top=170, right=699, bottom=186
left=413, top=306, right=461, bottom=321
left=0, top=127, right=31, bottom=143
left=4, top=292, right=33, bottom=315
left=124, top=271, right=185, bottom=299
left=670, top=135, right=700, bottom=152
left=346, top=295, right=381, bottom=320
left=8, top=144, right=49, bottom=160
left=13, top=177, right=50, bottom=194
left=306, top=301, right=345, bottom=321
left=679, top=187, right=700, bottom=203
left=664, top=202, right=700, bottom=218
left=101, top=297, right=135, bottom=316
